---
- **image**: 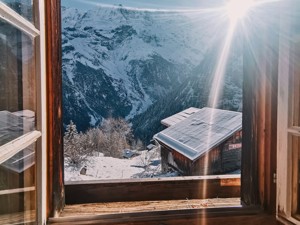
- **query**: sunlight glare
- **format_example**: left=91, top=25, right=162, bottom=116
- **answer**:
left=226, top=0, right=254, bottom=22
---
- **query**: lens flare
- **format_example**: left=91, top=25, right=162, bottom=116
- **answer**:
left=226, top=0, right=255, bottom=23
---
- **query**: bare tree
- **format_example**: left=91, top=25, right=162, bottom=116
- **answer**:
left=64, top=121, right=93, bottom=166
left=84, top=118, right=133, bottom=158
left=132, top=139, right=144, bottom=151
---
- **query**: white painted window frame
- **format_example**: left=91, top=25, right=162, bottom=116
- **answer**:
left=0, top=1, right=47, bottom=224
left=276, top=2, right=300, bottom=223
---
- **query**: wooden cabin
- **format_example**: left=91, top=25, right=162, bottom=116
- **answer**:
left=0, top=0, right=299, bottom=224
left=155, top=108, right=242, bottom=175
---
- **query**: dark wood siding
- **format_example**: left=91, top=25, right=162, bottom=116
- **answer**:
left=221, top=131, right=242, bottom=172
left=160, top=130, right=242, bottom=176
left=64, top=175, right=240, bottom=204
left=160, top=144, right=193, bottom=175
left=192, top=148, right=222, bottom=175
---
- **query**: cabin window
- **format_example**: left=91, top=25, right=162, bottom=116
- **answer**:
left=0, top=1, right=45, bottom=224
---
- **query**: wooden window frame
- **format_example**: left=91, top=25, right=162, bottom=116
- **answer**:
left=277, top=0, right=300, bottom=224
left=0, top=0, right=47, bottom=224
left=45, top=0, right=282, bottom=223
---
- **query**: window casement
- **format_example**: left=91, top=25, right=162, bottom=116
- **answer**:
left=277, top=1, right=300, bottom=223
left=0, top=1, right=46, bottom=224
left=0, top=0, right=291, bottom=224
left=48, top=1, right=281, bottom=224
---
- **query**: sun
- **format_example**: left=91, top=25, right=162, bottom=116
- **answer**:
left=226, top=0, right=254, bottom=23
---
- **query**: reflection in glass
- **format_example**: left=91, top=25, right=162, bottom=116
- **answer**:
left=292, top=44, right=300, bottom=127
left=0, top=0, right=33, bottom=22
left=0, top=143, right=36, bottom=223
left=0, top=18, right=36, bottom=146
left=291, top=135, right=300, bottom=216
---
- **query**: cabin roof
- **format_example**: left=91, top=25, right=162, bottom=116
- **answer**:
left=154, top=107, right=242, bottom=161
left=161, top=107, right=201, bottom=127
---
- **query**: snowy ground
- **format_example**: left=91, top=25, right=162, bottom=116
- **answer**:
left=65, top=149, right=178, bottom=181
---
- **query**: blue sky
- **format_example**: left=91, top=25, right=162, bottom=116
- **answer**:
left=62, top=0, right=221, bottom=10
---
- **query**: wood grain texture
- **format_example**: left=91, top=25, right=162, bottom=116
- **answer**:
left=48, top=207, right=277, bottom=225
left=61, top=198, right=240, bottom=216
left=45, top=0, right=64, bottom=218
left=241, top=3, right=278, bottom=211
left=65, top=176, right=240, bottom=204
left=0, top=210, right=35, bottom=224
left=160, top=130, right=242, bottom=177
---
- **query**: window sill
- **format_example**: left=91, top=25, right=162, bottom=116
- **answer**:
left=60, top=198, right=240, bottom=216
left=48, top=204, right=276, bottom=225
left=65, top=175, right=240, bottom=204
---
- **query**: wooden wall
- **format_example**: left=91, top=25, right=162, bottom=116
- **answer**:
left=221, top=130, right=242, bottom=172
left=160, top=130, right=242, bottom=176
left=65, top=175, right=240, bottom=204
left=49, top=211, right=277, bottom=225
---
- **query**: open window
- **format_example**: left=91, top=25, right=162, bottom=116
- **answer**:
left=277, top=1, right=300, bottom=223
left=1, top=0, right=297, bottom=224
left=49, top=0, right=281, bottom=223
left=0, top=1, right=46, bottom=224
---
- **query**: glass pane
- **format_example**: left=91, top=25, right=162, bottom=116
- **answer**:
left=0, top=18, right=36, bottom=146
left=0, top=0, right=33, bottom=22
left=62, top=1, right=244, bottom=181
left=0, top=143, right=36, bottom=224
left=291, top=135, right=300, bottom=216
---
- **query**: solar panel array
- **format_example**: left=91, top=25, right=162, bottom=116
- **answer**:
left=155, top=107, right=242, bottom=160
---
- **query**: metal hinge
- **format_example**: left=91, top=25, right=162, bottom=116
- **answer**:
left=273, top=173, right=277, bottom=184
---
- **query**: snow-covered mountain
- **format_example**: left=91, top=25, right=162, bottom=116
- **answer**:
left=61, top=5, right=242, bottom=136
left=132, top=39, right=243, bottom=142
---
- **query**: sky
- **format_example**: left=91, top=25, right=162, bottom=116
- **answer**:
left=62, top=0, right=222, bottom=11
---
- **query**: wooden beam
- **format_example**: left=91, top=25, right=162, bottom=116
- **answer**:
left=45, top=0, right=64, bottom=218
left=65, top=176, right=240, bottom=204
left=48, top=207, right=277, bottom=225
left=241, top=2, right=279, bottom=212
left=263, top=4, right=279, bottom=214
left=60, top=198, right=241, bottom=217
left=241, top=28, right=260, bottom=206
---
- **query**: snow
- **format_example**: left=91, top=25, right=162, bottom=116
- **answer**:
left=64, top=149, right=178, bottom=181
left=89, top=114, right=97, bottom=126
left=61, top=6, right=227, bottom=120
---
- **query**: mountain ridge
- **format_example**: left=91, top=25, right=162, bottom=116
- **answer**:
left=61, top=5, right=242, bottom=141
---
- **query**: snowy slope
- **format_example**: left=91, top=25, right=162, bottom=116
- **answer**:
left=132, top=33, right=243, bottom=143
left=61, top=5, right=228, bottom=131
left=64, top=150, right=178, bottom=181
